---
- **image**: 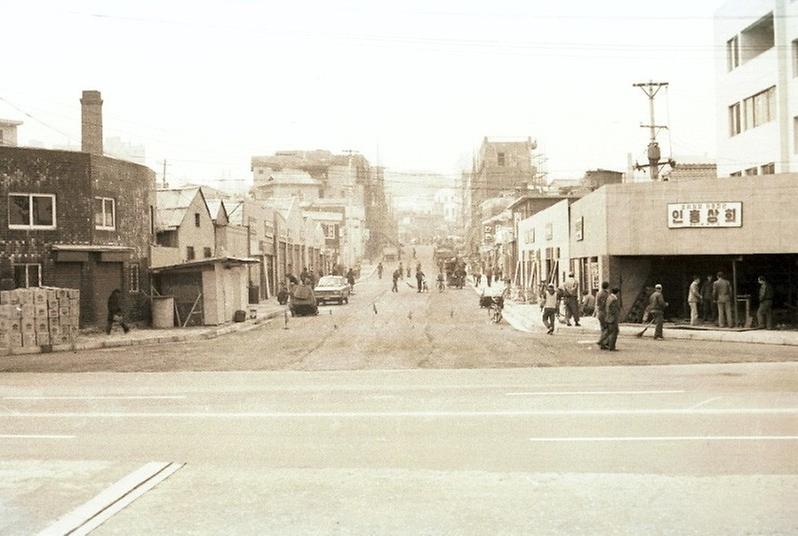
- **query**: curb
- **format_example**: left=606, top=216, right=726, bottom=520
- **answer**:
left=469, top=282, right=798, bottom=347
left=5, top=308, right=286, bottom=356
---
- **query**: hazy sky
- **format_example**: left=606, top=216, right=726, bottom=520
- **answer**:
left=1, top=1, right=725, bottom=188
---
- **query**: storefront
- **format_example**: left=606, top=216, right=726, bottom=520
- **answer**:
left=569, top=175, right=798, bottom=325
left=516, top=199, right=572, bottom=302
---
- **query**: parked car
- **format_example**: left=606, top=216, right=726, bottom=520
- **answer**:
left=314, top=275, right=351, bottom=305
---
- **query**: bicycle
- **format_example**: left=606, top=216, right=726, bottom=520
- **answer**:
left=488, top=296, right=503, bottom=324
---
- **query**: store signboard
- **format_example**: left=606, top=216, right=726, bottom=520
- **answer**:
left=667, top=202, right=742, bottom=228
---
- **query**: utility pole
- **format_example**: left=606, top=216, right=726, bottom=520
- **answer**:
left=633, top=81, right=674, bottom=180
left=160, top=159, right=169, bottom=189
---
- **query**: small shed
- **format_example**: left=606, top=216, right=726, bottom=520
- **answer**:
left=151, top=256, right=258, bottom=326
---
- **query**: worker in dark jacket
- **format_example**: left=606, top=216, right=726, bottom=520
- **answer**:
left=701, top=275, right=715, bottom=322
left=595, top=281, right=610, bottom=349
left=604, top=287, right=620, bottom=351
left=757, top=275, right=774, bottom=330
left=106, top=289, right=129, bottom=335
left=649, top=284, right=668, bottom=340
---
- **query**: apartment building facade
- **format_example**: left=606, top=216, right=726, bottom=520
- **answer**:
left=716, top=0, right=794, bottom=176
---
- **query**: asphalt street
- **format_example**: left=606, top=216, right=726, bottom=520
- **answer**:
left=1, top=246, right=796, bottom=373
left=1, top=247, right=796, bottom=534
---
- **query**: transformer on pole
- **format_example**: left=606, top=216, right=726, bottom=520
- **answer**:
left=633, top=81, right=675, bottom=180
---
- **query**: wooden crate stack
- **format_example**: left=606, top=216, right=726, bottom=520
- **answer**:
left=0, top=287, right=80, bottom=351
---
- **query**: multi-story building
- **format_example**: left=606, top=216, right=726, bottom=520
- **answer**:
left=0, top=91, right=156, bottom=327
left=715, top=0, right=789, bottom=176
left=464, top=137, right=538, bottom=254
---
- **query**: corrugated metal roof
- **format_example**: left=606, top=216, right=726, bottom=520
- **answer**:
left=156, top=187, right=201, bottom=230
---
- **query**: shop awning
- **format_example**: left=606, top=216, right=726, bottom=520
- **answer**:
left=150, top=256, right=260, bottom=274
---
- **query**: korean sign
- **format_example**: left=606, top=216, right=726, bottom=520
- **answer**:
left=667, top=202, right=742, bottom=228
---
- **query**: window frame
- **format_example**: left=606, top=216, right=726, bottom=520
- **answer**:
left=194, top=213, right=201, bottom=227
left=729, top=103, right=741, bottom=136
left=8, top=193, right=57, bottom=230
left=203, top=246, right=212, bottom=258
left=497, top=152, right=506, bottom=167
left=94, top=196, right=116, bottom=231
left=13, top=263, right=42, bottom=288
left=186, top=246, right=196, bottom=260
left=727, top=35, right=740, bottom=72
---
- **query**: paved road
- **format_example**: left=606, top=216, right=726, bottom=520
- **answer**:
left=1, top=364, right=797, bottom=534
left=1, top=247, right=796, bottom=534
left=1, top=246, right=796, bottom=373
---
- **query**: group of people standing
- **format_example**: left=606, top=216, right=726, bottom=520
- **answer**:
left=687, top=271, right=774, bottom=329
left=471, top=263, right=503, bottom=288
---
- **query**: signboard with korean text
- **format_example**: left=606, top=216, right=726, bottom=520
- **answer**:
left=575, top=217, right=584, bottom=241
left=667, top=202, right=742, bottom=229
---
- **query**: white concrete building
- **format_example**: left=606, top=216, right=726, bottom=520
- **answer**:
left=715, top=0, right=792, bottom=177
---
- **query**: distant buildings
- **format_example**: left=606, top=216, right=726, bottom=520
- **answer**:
left=715, top=0, right=786, bottom=176
left=0, top=119, right=22, bottom=147
left=250, top=149, right=396, bottom=266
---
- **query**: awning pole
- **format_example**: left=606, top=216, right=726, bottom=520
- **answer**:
left=732, top=258, right=738, bottom=327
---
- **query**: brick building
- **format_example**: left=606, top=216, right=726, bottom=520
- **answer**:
left=0, top=91, right=156, bottom=328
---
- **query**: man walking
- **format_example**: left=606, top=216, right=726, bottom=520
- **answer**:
left=391, top=268, right=400, bottom=293
left=595, top=281, right=610, bottom=349
left=757, top=275, right=774, bottom=330
left=398, top=262, right=404, bottom=279
left=688, top=275, right=701, bottom=326
left=605, top=287, right=620, bottom=351
left=713, top=271, right=733, bottom=328
left=485, top=266, right=493, bottom=287
left=377, top=262, right=383, bottom=279
left=540, top=283, right=559, bottom=335
left=415, top=267, right=424, bottom=293
left=106, top=289, right=130, bottom=335
left=562, top=272, right=581, bottom=327
left=649, top=283, right=668, bottom=340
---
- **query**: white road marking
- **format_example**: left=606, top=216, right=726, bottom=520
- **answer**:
left=37, top=461, right=183, bottom=536
left=529, top=435, right=798, bottom=443
left=2, top=408, right=796, bottom=418
left=0, top=434, right=74, bottom=439
left=688, top=396, right=723, bottom=410
left=506, top=390, right=686, bottom=396
left=3, top=395, right=186, bottom=400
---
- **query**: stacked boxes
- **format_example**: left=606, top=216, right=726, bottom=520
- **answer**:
left=0, top=287, right=80, bottom=352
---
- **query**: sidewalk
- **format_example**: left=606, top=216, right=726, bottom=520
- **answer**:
left=469, top=280, right=798, bottom=347
left=1, top=301, right=286, bottom=357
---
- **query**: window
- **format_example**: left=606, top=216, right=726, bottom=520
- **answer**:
left=761, top=162, right=775, bottom=175
left=94, top=197, right=116, bottom=230
left=129, top=264, right=140, bottom=293
left=8, top=193, right=56, bottom=229
left=322, top=223, right=336, bottom=239
left=742, top=86, right=776, bottom=130
left=204, top=247, right=212, bottom=258
left=744, top=167, right=759, bottom=176
left=187, top=246, right=195, bottom=260
left=497, top=152, right=506, bottom=167
left=727, top=36, right=740, bottom=71
left=729, top=103, right=741, bottom=136
left=13, top=263, right=41, bottom=288
left=194, top=213, right=201, bottom=227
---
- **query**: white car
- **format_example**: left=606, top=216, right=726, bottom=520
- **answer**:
left=314, top=276, right=351, bottom=305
